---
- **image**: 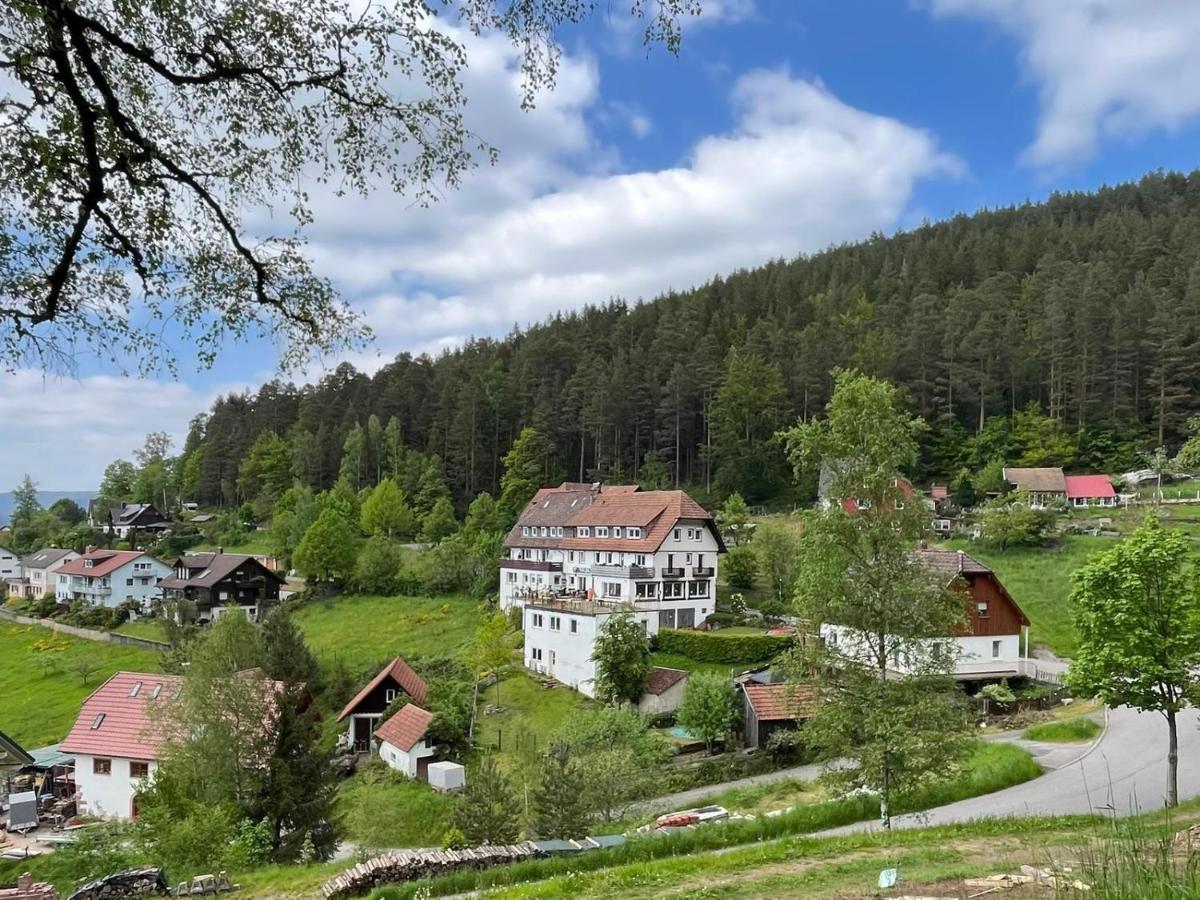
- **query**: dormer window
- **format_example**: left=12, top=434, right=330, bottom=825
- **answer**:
left=613, top=527, right=622, bottom=538
left=578, top=527, right=590, bottom=537
left=596, top=527, right=609, bottom=538
left=541, top=526, right=549, bottom=537
left=84, top=559, right=94, bottom=568
left=628, top=527, right=642, bottom=539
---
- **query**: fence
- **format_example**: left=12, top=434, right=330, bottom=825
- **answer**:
left=0, top=607, right=169, bottom=652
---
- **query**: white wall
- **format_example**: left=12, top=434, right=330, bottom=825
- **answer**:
left=820, top=624, right=1023, bottom=677
left=57, top=557, right=171, bottom=608
left=378, top=739, right=435, bottom=778
left=638, top=679, right=687, bottom=717
left=73, top=753, right=155, bottom=819
left=0, top=548, right=20, bottom=585
left=525, top=607, right=601, bottom=697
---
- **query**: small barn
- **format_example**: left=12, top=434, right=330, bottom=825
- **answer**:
left=337, top=658, right=428, bottom=753
left=741, top=681, right=814, bottom=751
left=638, top=667, right=688, bottom=717
left=375, top=704, right=436, bottom=779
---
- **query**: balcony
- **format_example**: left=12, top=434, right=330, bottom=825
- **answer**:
left=501, top=559, right=564, bottom=573
left=661, top=568, right=684, bottom=579
left=573, top=564, right=653, bottom=579
left=692, top=567, right=715, bottom=577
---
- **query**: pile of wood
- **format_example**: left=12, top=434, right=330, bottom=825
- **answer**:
left=321, top=844, right=539, bottom=899
left=0, top=873, right=58, bottom=900
left=66, top=868, right=168, bottom=900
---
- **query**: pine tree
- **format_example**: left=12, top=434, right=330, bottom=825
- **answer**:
left=499, top=427, right=559, bottom=519
left=531, top=742, right=592, bottom=838
left=452, top=756, right=519, bottom=846
left=359, top=478, right=416, bottom=539
left=10, top=474, right=41, bottom=529
left=420, top=496, right=458, bottom=543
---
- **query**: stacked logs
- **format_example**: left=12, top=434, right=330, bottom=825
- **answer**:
left=322, top=845, right=539, bottom=899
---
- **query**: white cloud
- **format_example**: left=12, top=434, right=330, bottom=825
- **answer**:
left=0, top=371, right=247, bottom=489
left=313, top=68, right=959, bottom=355
left=927, top=0, right=1200, bottom=171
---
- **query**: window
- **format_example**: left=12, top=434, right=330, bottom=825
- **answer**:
left=635, top=582, right=657, bottom=599
left=549, top=650, right=556, bottom=665
left=613, top=527, right=622, bottom=538
left=628, top=527, right=641, bottom=539
left=688, top=580, right=710, bottom=598
left=128, top=681, right=142, bottom=698
left=991, top=640, right=1002, bottom=659
left=596, top=526, right=609, bottom=538
left=385, top=688, right=397, bottom=703
left=634, top=554, right=647, bottom=566
left=93, top=757, right=112, bottom=776
left=522, top=526, right=529, bottom=536
left=91, top=713, right=106, bottom=730
left=578, top=527, right=590, bottom=537
left=130, top=761, right=150, bottom=779
left=126, top=578, right=134, bottom=586
left=663, top=581, right=684, bottom=599
left=569, top=619, right=578, bottom=634
left=673, top=528, right=681, bottom=540
left=603, top=582, right=622, bottom=598
left=530, top=647, right=543, bottom=661
left=541, top=527, right=549, bottom=537
left=549, top=616, right=561, bottom=631
left=977, top=601, right=990, bottom=618
left=531, top=613, right=544, bottom=628
left=506, top=571, right=517, bottom=583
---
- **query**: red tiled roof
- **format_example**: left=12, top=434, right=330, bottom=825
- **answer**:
left=505, top=483, right=721, bottom=553
left=644, top=667, right=688, bottom=696
left=1065, top=474, right=1116, bottom=499
left=337, top=657, right=428, bottom=721
left=58, top=549, right=150, bottom=579
left=374, top=704, right=434, bottom=752
left=930, top=484, right=948, bottom=500
left=60, top=672, right=182, bottom=760
left=742, top=683, right=815, bottom=721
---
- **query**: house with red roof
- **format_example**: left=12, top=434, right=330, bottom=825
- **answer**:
left=1065, top=474, right=1118, bottom=508
left=55, top=548, right=171, bottom=610
left=336, top=658, right=428, bottom=753
left=375, top=704, right=436, bottom=778
left=59, top=671, right=182, bottom=819
left=740, top=678, right=815, bottom=750
left=637, top=667, right=688, bottom=717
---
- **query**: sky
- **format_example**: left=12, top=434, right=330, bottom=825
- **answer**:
left=10, top=0, right=1200, bottom=489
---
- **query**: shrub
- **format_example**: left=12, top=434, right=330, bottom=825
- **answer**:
left=656, top=628, right=791, bottom=665
left=723, top=545, right=757, bottom=589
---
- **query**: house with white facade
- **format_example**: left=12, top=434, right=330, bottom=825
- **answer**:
left=55, top=549, right=171, bottom=609
left=375, top=703, right=436, bottom=778
left=0, top=546, right=21, bottom=592
left=507, top=483, right=723, bottom=697
left=7, top=548, right=79, bottom=599
left=820, top=548, right=1031, bottom=682
left=59, top=672, right=181, bottom=819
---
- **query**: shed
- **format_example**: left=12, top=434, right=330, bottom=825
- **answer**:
left=375, top=704, right=436, bottom=779
left=637, top=667, right=688, bottom=717
left=742, top=682, right=814, bottom=751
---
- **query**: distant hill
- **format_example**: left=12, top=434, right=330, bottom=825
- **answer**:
left=0, top=491, right=96, bottom=526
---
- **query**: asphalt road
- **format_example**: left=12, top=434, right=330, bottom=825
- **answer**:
left=823, top=703, right=1200, bottom=835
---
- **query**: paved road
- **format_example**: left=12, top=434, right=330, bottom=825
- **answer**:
left=823, top=703, right=1200, bottom=835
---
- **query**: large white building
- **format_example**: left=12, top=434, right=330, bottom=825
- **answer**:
left=504, top=483, right=723, bottom=697
left=7, top=547, right=80, bottom=599
left=55, top=548, right=171, bottom=609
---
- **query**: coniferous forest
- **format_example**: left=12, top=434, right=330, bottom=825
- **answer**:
left=182, top=171, right=1200, bottom=510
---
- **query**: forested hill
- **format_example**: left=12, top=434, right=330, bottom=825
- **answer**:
left=185, top=170, right=1200, bottom=510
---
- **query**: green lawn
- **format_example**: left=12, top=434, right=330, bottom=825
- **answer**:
left=294, top=593, right=485, bottom=673
left=1025, top=717, right=1102, bottom=743
left=194, top=532, right=276, bottom=556
left=475, top=670, right=594, bottom=768
left=112, top=618, right=168, bottom=642
left=941, top=535, right=1112, bottom=657
left=337, top=762, right=456, bottom=849
left=0, top=624, right=163, bottom=746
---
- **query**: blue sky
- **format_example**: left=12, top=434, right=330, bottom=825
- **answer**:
left=10, top=0, right=1200, bottom=488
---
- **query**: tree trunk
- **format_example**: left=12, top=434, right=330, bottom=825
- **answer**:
left=1167, top=708, right=1179, bottom=807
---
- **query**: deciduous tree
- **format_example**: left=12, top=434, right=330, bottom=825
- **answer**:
left=676, top=671, right=737, bottom=755
left=590, top=611, right=651, bottom=706
left=1068, top=516, right=1200, bottom=808
left=294, top=508, right=358, bottom=582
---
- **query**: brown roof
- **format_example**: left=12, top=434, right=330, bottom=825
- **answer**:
left=60, top=671, right=182, bottom=760
left=505, top=483, right=722, bottom=553
left=374, top=704, right=434, bottom=752
left=644, top=667, right=688, bottom=696
left=742, top=682, right=815, bottom=721
left=337, top=657, right=428, bottom=720
left=58, top=549, right=154, bottom=579
left=914, top=548, right=992, bottom=576
left=1003, top=467, right=1067, bottom=493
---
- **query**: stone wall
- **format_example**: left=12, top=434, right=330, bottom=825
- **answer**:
left=0, top=874, right=58, bottom=900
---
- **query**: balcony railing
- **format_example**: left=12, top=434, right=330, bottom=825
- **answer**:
left=586, top=564, right=653, bottom=579
left=661, top=567, right=684, bottom=579
left=692, top=567, right=715, bottom=577
left=501, top=559, right=564, bottom=573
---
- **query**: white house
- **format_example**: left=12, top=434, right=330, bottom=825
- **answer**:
left=1064, top=474, right=1118, bottom=508
left=0, top=546, right=21, bottom=591
left=55, top=549, right=171, bottom=609
left=820, top=549, right=1031, bottom=681
left=375, top=703, right=436, bottom=779
left=509, top=483, right=723, bottom=697
left=8, top=548, right=80, bottom=599
left=59, top=672, right=182, bottom=819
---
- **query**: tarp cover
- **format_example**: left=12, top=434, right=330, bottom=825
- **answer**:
left=6, top=789, right=38, bottom=831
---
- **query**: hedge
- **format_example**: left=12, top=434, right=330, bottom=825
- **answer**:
left=656, top=628, right=791, bottom=664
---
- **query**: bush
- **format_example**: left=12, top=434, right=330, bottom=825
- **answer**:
left=656, top=628, right=791, bottom=665
left=723, top=545, right=757, bottom=589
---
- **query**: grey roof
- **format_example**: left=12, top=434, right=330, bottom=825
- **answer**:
left=914, top=548, right=991, bottom=576
left=27, top=744, right=74, bottom=768
left=1003, top=467, right=1067, bottom=493
left=20, top=547, right=73, bottom=570
left=167, top=553, right=284, bottom=590
left=0, top=729, right=33, bottom=768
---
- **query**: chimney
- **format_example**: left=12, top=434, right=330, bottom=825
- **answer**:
left=957, top=549, right=964, bottom=573
left=217, top=546, right=224, bottom=555
left=85, top=545, right=96, bottom=555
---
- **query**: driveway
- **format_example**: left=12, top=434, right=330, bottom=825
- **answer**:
left=822, top=703, right=1200, bottom=835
